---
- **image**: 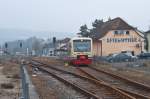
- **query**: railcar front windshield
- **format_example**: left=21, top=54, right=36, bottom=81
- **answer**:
left=73, top=39, right=91, bottom=52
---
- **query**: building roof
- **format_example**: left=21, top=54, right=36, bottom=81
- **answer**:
left=57, top=37, right=70, bottom=43
left=145, top=30, right=150, bottom=34
left=90, top=17, right=136, bottom=40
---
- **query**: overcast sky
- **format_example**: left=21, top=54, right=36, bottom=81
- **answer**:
left=0, top=0, right=150, bottom=44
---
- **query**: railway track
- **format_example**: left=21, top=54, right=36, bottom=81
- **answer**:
left=76, top=66, right=150, bottom=99
left=30, top=60, right=135, bottom=99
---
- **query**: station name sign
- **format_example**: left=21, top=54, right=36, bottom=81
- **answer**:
left=107, top=38, right=141, bottom=43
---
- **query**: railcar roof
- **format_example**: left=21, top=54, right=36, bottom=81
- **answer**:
left=71, top=37, right=92, bottom=40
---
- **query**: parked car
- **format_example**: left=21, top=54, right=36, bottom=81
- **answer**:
left=107, top=53, right=136, bottom=62
left=106, top=53, right=117, bottom=62
left=137, top=53, right=150, bottom=59
left=124, top=52, right=138, bottom=59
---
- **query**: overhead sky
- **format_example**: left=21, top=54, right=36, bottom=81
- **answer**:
left=0, top=0, right=150, bottom=44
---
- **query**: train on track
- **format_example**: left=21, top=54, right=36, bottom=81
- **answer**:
left=63, top=37, right=93, bottom=65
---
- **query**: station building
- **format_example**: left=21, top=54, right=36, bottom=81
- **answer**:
left=145, top=30, right=150, bottom=52
left=91, top=17, right=145, bottom=56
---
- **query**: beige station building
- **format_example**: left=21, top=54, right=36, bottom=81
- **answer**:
left=145, top=30, right=150, bottom=52
left=90, top=17, right=145, bottom=56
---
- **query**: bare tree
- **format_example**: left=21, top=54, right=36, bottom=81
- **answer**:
left=32, top=37, right=44, bottom=51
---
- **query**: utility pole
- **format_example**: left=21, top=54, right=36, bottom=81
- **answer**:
left=0, top=45, right=2, bottom=56
left=4, top=42, right=8, bottom=55
left=20, top=42, right=23, bottom=48
left=53, top=37, right=56, bottom=56
left=26, top=48, right=29, bottom=56
left=19, top=41, right=23, bottom=56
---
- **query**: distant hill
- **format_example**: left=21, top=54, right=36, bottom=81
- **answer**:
left=3, top=37, right=43, bottom=55
left=0, top=28, right=76, bottom=44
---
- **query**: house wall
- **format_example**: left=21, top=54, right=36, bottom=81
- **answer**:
left=147, top=33, right=150, bottom=52
left=93, top=30, right=144, bottom=56
left=93, top=40, right=102, bottom=56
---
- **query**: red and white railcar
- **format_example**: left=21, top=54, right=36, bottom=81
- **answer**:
left=67, top=37, right=93, bottom=65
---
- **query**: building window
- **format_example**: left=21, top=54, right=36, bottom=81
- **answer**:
left=114, top=30, right=126, bottom=35
left=107, top=38, right=110, bottom=43
left=114, top=38, right=117, bottom=42
left=126, top=31, right=130, bottom=35
left=114, top=31, right=118, bottom=35
left=119, top=30, right=124, bottom=35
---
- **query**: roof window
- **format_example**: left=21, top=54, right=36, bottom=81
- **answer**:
left=114, top=31, right=118, bottom=35
left=126, top=31, right=130, bottom=35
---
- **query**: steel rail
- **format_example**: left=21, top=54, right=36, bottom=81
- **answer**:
left=77, top=67, right=150, bottom=99
left=36, top=66, right=100, bottom=99
left=89, top=66, right=150, bottom=91
left=30, top=60, right=136, bottom=99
